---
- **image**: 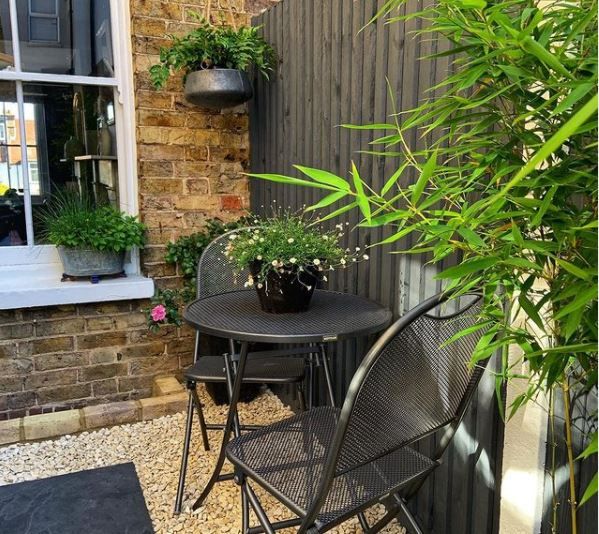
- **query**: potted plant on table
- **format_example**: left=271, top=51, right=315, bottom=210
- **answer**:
left=149, top=15, right=276, bottom=109
left=39, top=194, right=145, bottom=280
left=225, top=214, right=368, bottom=313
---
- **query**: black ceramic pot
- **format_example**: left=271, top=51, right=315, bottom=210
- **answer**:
left=184, top=69, right=253, bottom=109
left=249, top=261, right=319, bottom=314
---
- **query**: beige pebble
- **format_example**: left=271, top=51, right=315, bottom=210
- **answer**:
left=0, top=387, right=405, bottom=533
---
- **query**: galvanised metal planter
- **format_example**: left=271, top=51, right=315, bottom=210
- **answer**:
left=184, top=69, right=253, bottom=109
left=57, top=246, right=125, bottom=277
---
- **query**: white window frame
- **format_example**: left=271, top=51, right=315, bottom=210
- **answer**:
left=28, top=0, right=60, bottom=44
left=0, top=0, right=151, bottom=308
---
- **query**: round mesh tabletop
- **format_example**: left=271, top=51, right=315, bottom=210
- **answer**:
left=184, top=290, right=392, bottom=343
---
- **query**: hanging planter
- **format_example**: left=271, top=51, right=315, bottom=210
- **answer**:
left=184, top=68, right=253, bottom=109
left=149, top=6, right=275, bottom=110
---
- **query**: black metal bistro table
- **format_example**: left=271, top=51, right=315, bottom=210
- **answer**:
left=183, top=289, right=392, bottom=510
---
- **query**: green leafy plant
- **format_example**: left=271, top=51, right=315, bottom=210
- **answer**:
left=146, top=217, right=248, bottom=329
left=250, top=0, right=598, bottom=527
left=149, top=16, right=276, bottom=89
left=224, top=213, right=366, bottom=287
left=165, top=217, right=250, bottom=280
left=39, top=194, right=145, bottom=252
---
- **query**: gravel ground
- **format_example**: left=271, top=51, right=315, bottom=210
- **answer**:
left=0, top=387, right=405, bottom=534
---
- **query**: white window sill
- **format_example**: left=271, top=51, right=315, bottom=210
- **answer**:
left=0, top=264, right=155, bottom=310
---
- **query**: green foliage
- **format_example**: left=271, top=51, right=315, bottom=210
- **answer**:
left=38, top=193, right=145, bottom=252
left=146, top=288, right=193, bottom=333
left=224, top=214, right=365, bottom=284
left=251, top=0, right=598, bottom=516
left=165, top=217, right=250, bottom=281
left=146, top=217, right=248, bottom=329
left=149, top=16, right=276, bottom=89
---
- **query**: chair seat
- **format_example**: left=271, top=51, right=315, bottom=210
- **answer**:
left=226, top=406, right=437, bottom=528
left=185, top=355, right=306, bottom=384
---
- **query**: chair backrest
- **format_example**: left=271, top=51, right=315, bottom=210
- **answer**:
left=333, top=292, right=487, bottom=476
left=196, top=228, right=253, bottom=299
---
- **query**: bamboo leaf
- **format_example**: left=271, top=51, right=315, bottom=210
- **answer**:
left=340, top=123, right=396, bottom=130
left=381, top=162, right=409, bottom=196
left=304, top=191, right=348, bottom=211
left=247, top=173, right=338, bottom=191
left=313, top=201, right=359, bottom=223
left=556, top=259, right=593, bottom=281
left=578, top=432, right=598, bottom=460
left=351, top=162, right=371, bottom=222
left=436, top=257, right=499, bottom=279
left=294, top=165, right=350, bottom=191
left=554, top=287, right=598, bottom=320
left=579, top=473, right=598, bottom=507
left=531, top=185, right=558, bottom=227
left=412, top=150, right=437, bottom=205
left=457, top=227, right=486, bottom=248
left=519, top=36, right=572, bottom=79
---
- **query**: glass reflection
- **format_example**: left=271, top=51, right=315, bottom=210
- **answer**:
left=0, top=81, right=27, bottom=246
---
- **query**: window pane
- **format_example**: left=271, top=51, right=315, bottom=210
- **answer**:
left=23, top=83, right=119, bottom=242
left=0, top=81, right=27, bottom=246
left=0, top=0, right=15, bottom=72
left=30, top=0, right=57, bottom=15
left=18, top=0, right=113, bottom=76
left=30, top=16, right=59, bottom=42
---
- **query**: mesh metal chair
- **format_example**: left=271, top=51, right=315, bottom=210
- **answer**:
left=225, top=291, right=489, bottom=533
left=175, top=228, right=328, bottom=514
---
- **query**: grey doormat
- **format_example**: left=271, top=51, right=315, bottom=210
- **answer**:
left=0, top=462, right=154, bottom=533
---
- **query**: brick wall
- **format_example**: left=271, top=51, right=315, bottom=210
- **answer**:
left=0, top=0, right=276, bottom=420
left=0, top=303, right=190, bottom=419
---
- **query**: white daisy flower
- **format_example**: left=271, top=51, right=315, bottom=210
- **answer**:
left=257, top=255, right=263, bottom=260
left=289, top=258, right=297, bottom=264
left=271, top=260, right=278, bottom=266
left=363, top=254, right=369, bottom=260
left=288, top=238, right=294, bottom=243
left=340, top=259, right=346, bottom=265
left=313, top=259, right=321, bottom=265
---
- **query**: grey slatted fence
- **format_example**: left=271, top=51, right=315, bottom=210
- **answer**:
left=249, top=2, right=504, bottom=533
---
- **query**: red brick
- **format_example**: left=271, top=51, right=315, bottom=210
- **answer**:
left=220, top=195, right=243, bottom=210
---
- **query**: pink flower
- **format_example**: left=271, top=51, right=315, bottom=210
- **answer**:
left=151, top=304, right=167, bottom=322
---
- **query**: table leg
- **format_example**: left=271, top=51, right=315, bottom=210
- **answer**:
left=192, top=340, right=249, bottom=510
left=319, top=344, right=336, bottom=408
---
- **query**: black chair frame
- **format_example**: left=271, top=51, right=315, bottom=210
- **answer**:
left=174, top=228, right=336, bottom=514
left=225, top=291, right=490, bottom=534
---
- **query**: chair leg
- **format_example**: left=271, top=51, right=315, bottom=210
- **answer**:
left=395, top=499, right=424, bottom=534
left=241, top=481, right=250, bottom=534
left=189, top=382, right=210, bottom=451
left=244, top=481, right=275, bottom=534
left=174, top=393, right=194, bottom=514
left=297, top=383, right=307, bottom=412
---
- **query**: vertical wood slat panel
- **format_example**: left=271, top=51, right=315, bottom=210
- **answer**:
left=250, top=3, right=505, bottom=533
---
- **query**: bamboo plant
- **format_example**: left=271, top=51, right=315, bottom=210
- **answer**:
left=250, top=0, right=598, bottom=529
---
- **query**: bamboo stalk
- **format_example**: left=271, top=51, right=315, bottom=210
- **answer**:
left=561, top=378, right=578, bottom=534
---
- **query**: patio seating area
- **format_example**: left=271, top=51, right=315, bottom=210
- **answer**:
left=0, top=0, right=596, bottom=533
left=0, top=387, right=404, bottom=534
